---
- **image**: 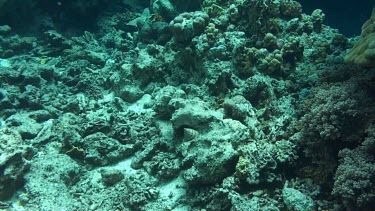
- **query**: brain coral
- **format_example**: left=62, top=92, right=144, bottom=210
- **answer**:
left=169, top=11, right=209, bottom=43
left=344, top=8, right=375, bottom=67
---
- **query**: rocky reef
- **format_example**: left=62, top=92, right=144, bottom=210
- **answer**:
left=0, top=0, right=374, bottom=210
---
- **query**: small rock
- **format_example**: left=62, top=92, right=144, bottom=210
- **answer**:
left=101, top=169, right=124, bottom=186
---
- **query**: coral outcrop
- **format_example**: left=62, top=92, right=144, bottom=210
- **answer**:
left=345, top=8, right=375, bottom=67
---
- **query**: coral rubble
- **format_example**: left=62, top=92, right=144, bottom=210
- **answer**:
left=0, top=0, right=374, bottom=210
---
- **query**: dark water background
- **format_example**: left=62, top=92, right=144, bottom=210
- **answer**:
left=0, top=0, right=374, bottom=36
left=298, top=0, right=374, bottom=36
